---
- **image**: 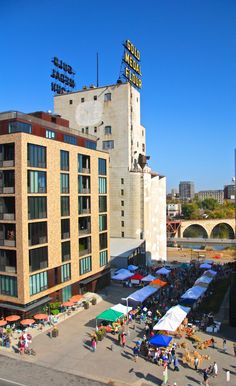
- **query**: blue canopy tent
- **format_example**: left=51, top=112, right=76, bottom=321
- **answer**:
left=128, top=264, right=138, bottom=271
left=180, top=285, right=207, bottom=305
left=149, top=335, right=172, bottom=347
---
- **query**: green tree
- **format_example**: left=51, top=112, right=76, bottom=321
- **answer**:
left=182, top=203, right=200, bottom=219
left=201, top=198, right=219, bottom=211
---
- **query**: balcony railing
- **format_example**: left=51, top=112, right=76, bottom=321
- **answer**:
left=29, top=236, right=47, bottom=246
left=0, top=160, right=14, bottom=167
left=80, top=168, right=90, bottom=174
left=79, top=248, right=91, bottom=257
left=79, top=188, right=90, bottom=194
left=0, top=213, right=15, bottom=221
left=79, top=228, right=91, bottom=235
left=0, top=265, right=16, bottom=273
left=0, top=239, right=16, bottom=247
left=62, top=232, right=70, bottom=240
left=0, top=187, right=15, bottom=194
left=79, top=208, right=91, bottom=215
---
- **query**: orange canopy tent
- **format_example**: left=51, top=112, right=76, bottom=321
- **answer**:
left=34, top=313, right=48, bottom=320
left=20, top=319, right=35, bottom=326
left=0, top=320, right=7, bottom=326
left=70, top=294, right=84, bottom=302
left=149, top=279, right=167, bottom=288
left=62, top=301, right=74, bottom=307
left=5, top=315, right=20, bottom=322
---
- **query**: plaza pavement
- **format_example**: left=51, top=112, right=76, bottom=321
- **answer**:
left=0, top=283, right=236, bottom=386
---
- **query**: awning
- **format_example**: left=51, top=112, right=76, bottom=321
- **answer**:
left=96, top=309, right=123, bottom=321
left=130, top=273, right=144, bottom=280
left=200, top=263, right=212, bottom=269
left=141, top=274, right=156, bottom=282
left=111, top=303, right=132, bottom=315
left=181, top=285, right=207, bottom=300
left=112, top=272, right=133, bottom=280
left=0, top=296, right=51, bottom=312
left=195, top=275, right=212, bottom=285
left=149, top=279, right=167, bottom=288
left=128, top=265, right=138, bottom=271
left=204, top=269, right=217, bottom=277
left=156, top=267, right=171, bottom=275
left=126, top=285, right=158, bottom=303
left=149, top=334, right=172, bottom=347
left=153, top=305, right=190, bottom=331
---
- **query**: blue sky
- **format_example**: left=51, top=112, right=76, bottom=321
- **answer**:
left=1, top=0, right=235, bottom=192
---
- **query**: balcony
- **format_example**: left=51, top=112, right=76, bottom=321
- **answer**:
left=81, top=167, right=90, bottom=174
left=79, top=208, right=91, bottom=215
left=0, top=239, right=16, bottom=247
left=29, top=236, right=47, bottom=247
left=79, top=188, right=90, bottom=194
left=0, top=225, right=16, bottom=247
left=79, top=236, right=91, bottom=257
left=0, top=213, right=15, bottom=221
left=79, top=217, right=91, bottom=235
left=0, top=144, right=15, bottom=168
left=0, top=160, right=14, bottom=168
left=0, top=265, right=16, bottom=273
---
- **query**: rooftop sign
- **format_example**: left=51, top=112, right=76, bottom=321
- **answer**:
left=51, top=57, right=76, bottom=94
left=123, top=40, right=142, bottom=89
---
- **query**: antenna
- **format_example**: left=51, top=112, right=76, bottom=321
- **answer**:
left=96, top=52, right=99, bottom=87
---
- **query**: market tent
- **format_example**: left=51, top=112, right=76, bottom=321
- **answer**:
left=194, top=282, right=208, bottom=288
left=200, top=263, right=212, bottom=269
left=153, top=305, right=190, bottom=331
left=181, top=286, right=207, bottom=301
left=156, top=267, right=171, bottom=275
left=96, top=309, right=124, bottom=322
left=126, top=285, right=158, bottom=303
left=149, top=334, right=172, bottom=347
left=111, top=303, right=132, bottom=315
left=204, top=269, right=217, bottom=277
left=149, top=279, right=167, bottom=288
left=141, top=274, right=156, bottom=282
left=195, top=275, right=212, bottom=285
left=204, top=260, right=213, bottom=264
left=111, top=271, right=133, bottom=280
left=130, top=273, right=144, bottom=281
left=128, top=264, right=138, bottom=271
left=114, top=268, right=131, bottom=275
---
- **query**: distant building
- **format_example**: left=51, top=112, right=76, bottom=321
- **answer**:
left=224, top=184, right=235, bottom=200
left=179, top=181, right=195, bottom=201
left=198, top=190, right=224, bottom=204
left=167, top=203, right=181, bottom=218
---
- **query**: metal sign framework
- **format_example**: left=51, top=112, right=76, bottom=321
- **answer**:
left=118, top=39, right=142, bottom=90
left=51, top=57, right=76, bottom=95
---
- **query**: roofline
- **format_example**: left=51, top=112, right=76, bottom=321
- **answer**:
left=54, top=81, right=134, bottom=97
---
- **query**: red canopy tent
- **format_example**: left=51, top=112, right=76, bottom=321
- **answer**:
left=130, top=273, right=144, bottom=281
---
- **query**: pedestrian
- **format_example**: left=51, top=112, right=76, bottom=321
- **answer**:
left=203, top=368, right=209, bottom=386
left=223, top=338, right=227, bottom=353
left=163, top=365, right=168, bottom=385
left=91, top=337, right=96, bottom=352
left=213, top=361, right=218, bottom=377
left=211, top=337, right=215, bottom=348
left=173, top=356, right=179, bottom=371
left=233, top=343, right=236, bottom=357
left=133, top=345, right=139, bottom=362
left=194, top=357, right=199, bottom=371
left=121, top=332, right=126, bottom=348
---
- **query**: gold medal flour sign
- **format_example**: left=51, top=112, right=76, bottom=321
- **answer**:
left=123, top=40, right=142, bottom=89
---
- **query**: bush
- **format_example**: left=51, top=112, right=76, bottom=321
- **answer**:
left=96, top=327, right=106, bottom=341
left=51, top=309, right=60, bottom=315
left=50, top=302, right=61, bottom=310
left=91, top=297, right=97, bottom=305
left=83, top=301, right=89, bottom=309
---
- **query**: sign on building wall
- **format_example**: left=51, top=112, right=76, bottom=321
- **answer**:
left=122, top=40, right=142, bottom=89
left=51, top=57, right=76, bottom=94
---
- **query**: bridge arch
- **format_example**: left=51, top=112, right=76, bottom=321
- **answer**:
left=210, top=223, right=235, bottom=239
left=183, top=224, right=208, bottom=239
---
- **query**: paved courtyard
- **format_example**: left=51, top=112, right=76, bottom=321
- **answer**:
left=0, top=283, right=236, bottom=386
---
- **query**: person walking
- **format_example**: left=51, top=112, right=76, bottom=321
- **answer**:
left=91, top=337, right=97, bottom=352
left=194, top=357, right=199, bottom=371
left=233, top=343, right=236, bottom=357
left=223, top=338, right=227, bottom=353
left=133, top=345, right=139, bottom=362
left=173, top=356, right=179, bottom=372
left=213, top=361, right=218, bottom=378
left=121, top=332, right=126, bottom=348
left=203, top=368, right=209, bottom=386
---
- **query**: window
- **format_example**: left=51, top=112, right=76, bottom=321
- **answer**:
left=81, top=98, right=85, bottom=103
left=99, top=233, right=107, bottom=250
left=85, top=140, right=96, bottom=150
left=79, top=236, right=91, bottom=257
left=94, top=127, right=97, bottom=133
left=61, top=219, right=70, bottom=239
left=78, top=154, right=90, bottom=173
left=79, top=256, right=92, bottom=275
left=102, top=140, right=114, bottom=150
left=99, top=214, right=107, bottom=232
left=121, top=201, right=124, bottom=206
left=99, top=250, right=108, bottom=267
left=0, top=143, right=14, bottom=164
left=137, top=142, right=139, bottom=147
left=69, top=100, right=73, bottom=105
left=121, top=178, right=124, bottom=184
left=29, top=246, right=48, bottom=272
left=98, top=158, right=107, bottom=175
left=64, top=135, right=77, bottom=145
left=28, top=171, right=46, bottom=193
left=28, top=222, right=47, bottom=246
left=46, top=129, right=55, bottom=139
left=104, top=93, right=111, bottom=102
left=78, top=196, right=90, bottom=214
left=0, top=170, right=15, bottom=193
left=61, top=196, right=70, bottom=216
left=60, top=150, right=69, bottom=171
left=99, top=196, right=107, bottom=212
left=30, top=271, right=48, bottom=295
left=0, top=250, right=16, bottom=273
left=61, top=241, right=70, bottom=262
left=121, top=210, right=124, bottom=217
left=61, top=263, right=71, bottom=282
left=0, top=275, right=17, bottom=297
left=27, top=144, right=46, bottom=168
left=142, top=130, right=144, bottom=136
left=121, top=221, right=124, bottom=227
left=142, top=143, right=145, bottom=152
left=28, top=197, right=47, bottom=220
left=99, top=177, right=107, bottom=194
left=60, top=173, right=69, bottom=193
left=8, top=121, right=31, bottom=134
left=121, top=189, right=124, bottom=196
left=121, top=232, right=124, bottom=238
left=104, top=126, right=112, bottom=135
left=94, top=96, right=97, bottom=101
left=78, top=175, right=90, bottom=194
left=79, top=217, right=91, bottom=234
left=85, top=127, right=89, bottom=134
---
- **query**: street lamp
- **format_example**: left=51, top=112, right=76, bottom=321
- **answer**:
left=121, top=297, right=129, bottom=316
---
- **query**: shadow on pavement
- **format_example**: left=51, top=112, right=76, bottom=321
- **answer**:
left=186, top=375, right=201, bottom=384
left=146, top=373, right=162, bottom=385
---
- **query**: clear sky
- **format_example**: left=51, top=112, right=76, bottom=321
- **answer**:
left=1, top=0, right=235, bottom=192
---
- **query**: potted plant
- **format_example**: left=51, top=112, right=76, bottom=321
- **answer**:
left=96, top=327, right=106, bottom=341
left=83, top=301, right=89, bottom=309
left=91, top=297, right=97, bottom=305
left=52, top=326, right=59, bottom=338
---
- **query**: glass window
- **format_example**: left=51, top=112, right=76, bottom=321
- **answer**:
left=60, top=150, right=69, bottom=171
left=79, top=217, right=91, bottom=235
left=79, top=236, right=91, bottom=257
left=46, top=129, right=55, bottom=139
left=78, top=175, right=90, bottom=194
left=102, top=140, right=114, bottom=150
left=121, top=210, right=124, bottom=217
left=99, top=233, right=107, bottom=250
left=121, top=231, right=124, bottom=237
left=0, top=275, right=17, bottom=297
left=78, top=154, right=90, bottom=173
left=99, top=215, right=107, bottom=232
left=99, top=250, right=108, bottom=267
left=85, top=140, right=96, bottom=150
left=79, top=256, right=92, bottom=275
left=78, top=196, right=90, bottom=214
left=64, top=134, right=77, bottom=145
left=28, top=197, right=47, bottom=220
left=0, top=249, right=16, bottom=273
left=98, top=158, right=107, bottom=175
left=28, top=171, right=46, bottom=193
left=99, top=196, right=107, bottom=213
left=61, top=196, right=70, bottom=216
left=121, top=189, right=124, bottom=195
left=60, top=173, right=69, bottom=193
left=29, top=246, right=48, bottom=272
left=27, top=143, right=46, bottom=168
left=61, top=263, right=71, bottom=282
left=99, top=177, right=107, bottom=194
left=121, top=178, right=124, bottom=184
left=8, top=121, right=31, bottom=134
left=61, top=241, right=70, bottom=262
left=0, top=143, right=15, bottom=164
left=104, top=93, right=111, bottom=101
left=0, top=170, right=15, bottom=193
left=30, top=271, right=48, bottom=295
left=61, top=219, right=70, bottom=239
left=104, top=126, right=112, bottom=135
left=28, top=222, right=47, bottom=246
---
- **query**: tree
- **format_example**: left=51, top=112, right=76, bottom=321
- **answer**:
left=182, top=203, right=200, bottom=219
left=201, top=198, right=219, bottom=211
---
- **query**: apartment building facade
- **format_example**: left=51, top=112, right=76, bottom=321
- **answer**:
left=54, top=82, right=166, bottom=262
left=0, top=111, right=110, bottom=314
left=198, top=189, right=224, bottom=204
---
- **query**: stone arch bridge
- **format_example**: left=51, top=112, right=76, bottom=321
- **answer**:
left=168, top=219, right=235, bottom=239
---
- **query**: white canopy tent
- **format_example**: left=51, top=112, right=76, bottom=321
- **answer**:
left=111, top=271, right=133, bottom=281
left=111, top=303, right=132, bottom=315
left=153, top=305, right=191, bottom=331
left=181, top=285, right=207, bottom=300
left=114, top=268, right=131, bottom=275
left=156, top=267, right=171, bottom=275
left=141, top=274, right=156, bottom=282
left=125, top=285, right=158, bottom=303
left=195, top=275, right=212, bottom=285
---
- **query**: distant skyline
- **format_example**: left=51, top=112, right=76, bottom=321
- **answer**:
left=1, top=0, right=235, bottom=191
